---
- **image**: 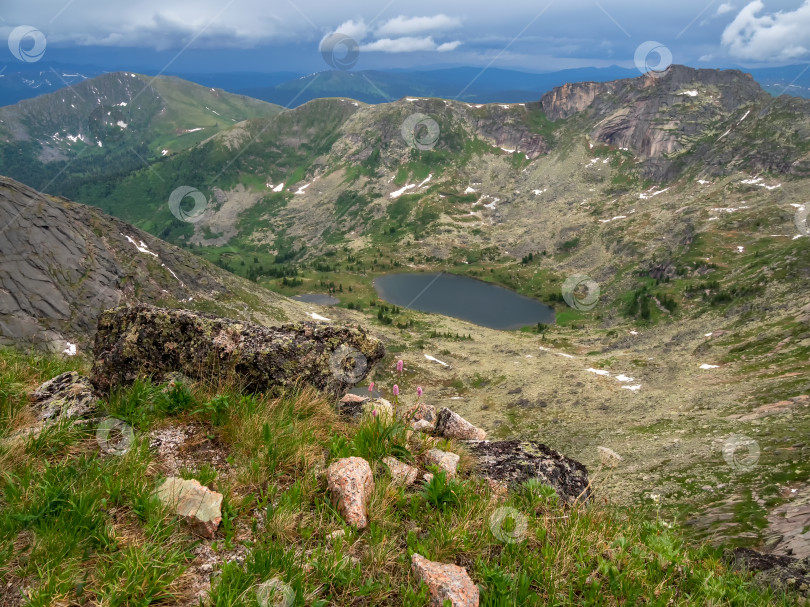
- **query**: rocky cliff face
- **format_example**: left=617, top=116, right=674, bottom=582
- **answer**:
left=0, top=176, right=294, bottom=352
left=540, top=65, right=800, bottom=179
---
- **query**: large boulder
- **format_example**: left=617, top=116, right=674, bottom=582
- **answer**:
left=411, top=554, right=479, bottom=607
left=466, top=440, right=590, bottom=504
left=91, top=305, right=384, bottom=395
left=327, top=457, right=374, bottom=529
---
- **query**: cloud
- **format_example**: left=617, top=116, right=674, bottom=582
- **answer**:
left=716, top=2, right=735, bottom=16
left=324, top=14, right=463, bottom=54
left=330, top=18, right=369, bottom=43
left=375, top=14, right=461, bottom=37
left=721, top=0, right=810, bottom=60
left=360, top=36, right=462, bottom=53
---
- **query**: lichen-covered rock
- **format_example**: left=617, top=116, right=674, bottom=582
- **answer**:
left=28, top=371, right=97, bottom=421
left=403, top=403, right=437, bottom=429
left=156, top=477, right=223, bottom=538
left=383, top=456, right=419, bottom=486
left=327, top=457, right=374, bottom=529
left=726, top=547, right=810, bottom=598
left=466, top=440, right=590, bottom=504
left=425, top=448, right=460, bottom=478
left=411, top=553, right=479, bottom=607
left=91, top=305, right=384, bottom=395
left=413, top=419, right=435, bottom=433
left=435, top=408, right=486, bottom=440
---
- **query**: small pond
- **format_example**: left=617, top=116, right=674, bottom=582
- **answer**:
left=291, top=293, right=340, bottom=305
left=373, top=272, right=554, bottom=330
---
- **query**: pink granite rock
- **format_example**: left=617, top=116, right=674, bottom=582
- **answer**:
left=383, top=456, right=420, bottom=486
left=411, top=553, right=479, bottom=607
left=156, top=477, right=223, bottom=538
left=327, top=457, right=374, bottom=529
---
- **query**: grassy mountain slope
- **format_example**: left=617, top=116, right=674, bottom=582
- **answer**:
left=0, top=72, right=282, bottom=199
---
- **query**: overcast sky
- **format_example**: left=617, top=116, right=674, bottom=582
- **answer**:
left=2, top=0, right=810, bottom=72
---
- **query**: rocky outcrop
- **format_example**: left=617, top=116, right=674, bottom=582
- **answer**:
left=156, top=477, right=223, bottom=539
left=411, top=554, right=479, bottom=607
left=28, top=371, right=97, bottom=421
left=540, top=65, right=771, bottom=180
left=91, top=305, right=384, bottom=395
left=467, top=440, right=590, bottom=504
left=327, top=457, right=374, bottom=529
left=435, top=408, right=486, bottom=440
left=726, top=547, right=810, bottom=598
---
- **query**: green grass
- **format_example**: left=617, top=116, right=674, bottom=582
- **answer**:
left=0, top=346, right=802, bottom=605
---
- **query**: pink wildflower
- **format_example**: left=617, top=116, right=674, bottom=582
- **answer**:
left=417, top=386, right=423, bottom=398
left=368, top=382, right=374, bottom=392
left=396, top=359, right=404, bottom=373
left=393, top=384, right=399, bottom=397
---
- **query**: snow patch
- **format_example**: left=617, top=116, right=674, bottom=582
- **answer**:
left=464, top=186, right=477, bottom=194
left=63, top=342, right=77, bottom=356
left=121, top=234, right=158, bottom=257
left=700, top=364, right=719, bottom=370
left=679, top=89, right=699, bottom=97
left=161, top=149, right=169, bottom=156
left=306, top=312, right=331, bottom=322
left=418, top=174, right=432, bottom=188
left=639, top=187, right=669, bottom=200
left=390, top=184, right=415, bottom=198
left=586, top=368, right=611, bottom=376
left=622, top=385, right=642, bottom=392
left=295, top=183, right=310, bottom=195
left=273, top=183, right=285, bottom=193
left=424, top=354, right=449, bottom=367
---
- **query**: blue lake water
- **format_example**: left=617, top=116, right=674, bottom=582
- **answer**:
left=373, top=272, right=555, bottom=330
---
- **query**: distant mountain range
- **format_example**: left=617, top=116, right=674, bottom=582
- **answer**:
left=3, top=61, right=810, bottom=108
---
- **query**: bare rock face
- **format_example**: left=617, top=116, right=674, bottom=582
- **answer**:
left=156, top=477, right=223, bottom=538
left=466, top=440, right=590, bottom=504
left=327, top=457, right=374, bottom=529
left=383, top=456, right=419, bottom=486
left=540, top=65, right=773, bottom=180
left=28, top=371, right=98, bottom=421
left=91, top=305, right=384, bottom=395
left=726, top=547, right=810, bottom=598
left=435, top=408, right=486, bottom=440
left=425, top=448, right=460, bottom=478
left=411, top=553, right=479, bottom=607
